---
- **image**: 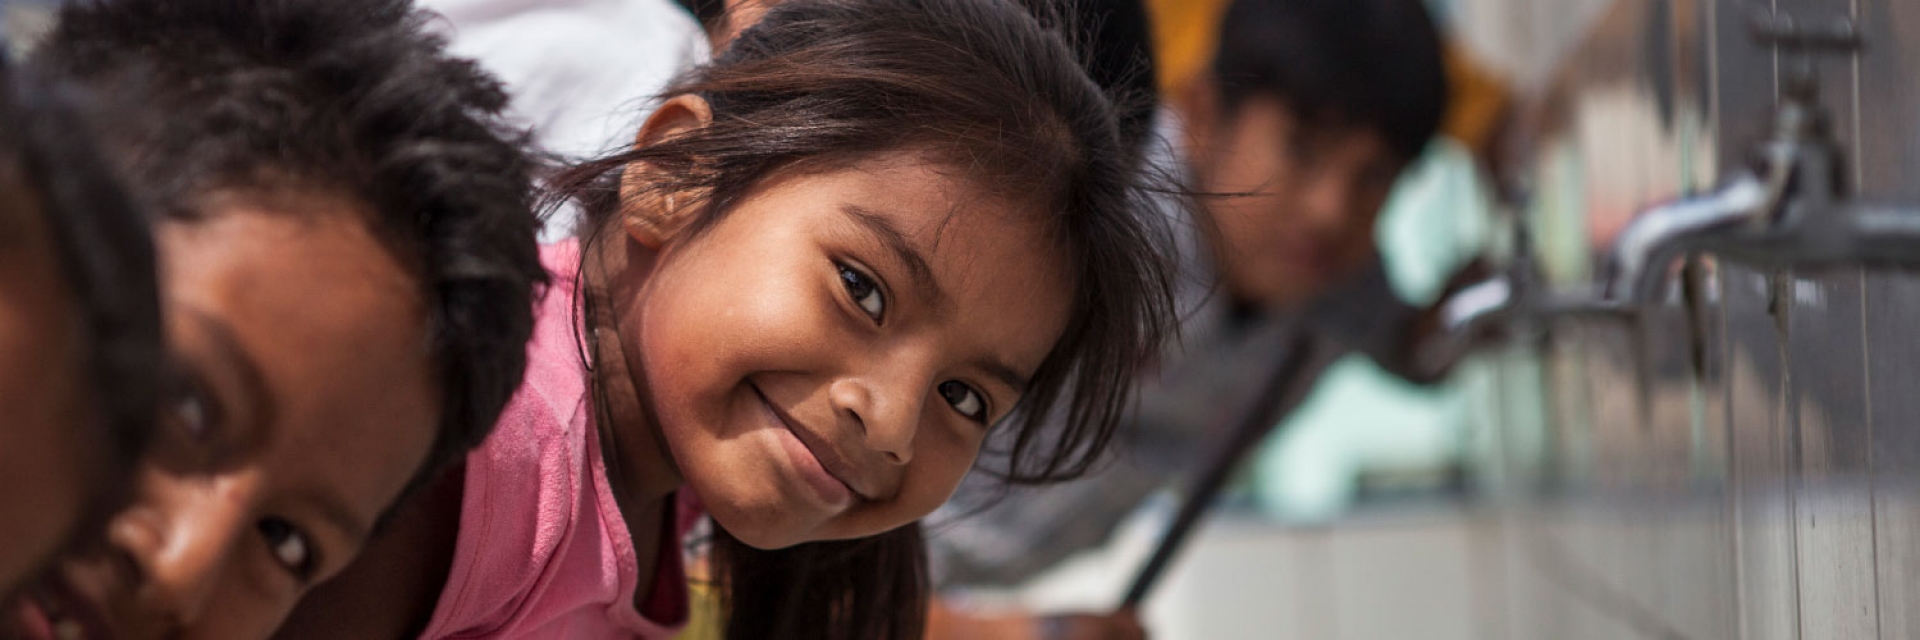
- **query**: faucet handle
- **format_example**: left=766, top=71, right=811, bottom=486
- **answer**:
left=1749, top=12, right=1860, bottom=52
left=1749, top=11, right=1861, bottom=97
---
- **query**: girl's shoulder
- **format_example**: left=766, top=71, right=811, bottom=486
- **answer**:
left=478, top=238, right=593, bottom=473
left=424, top=365, right=591, bottom=637
left=456, top=239, right=596, bottom=557
left=516, top=239, right=594, bottom=432
left=419, top=240, right=603, bottom=637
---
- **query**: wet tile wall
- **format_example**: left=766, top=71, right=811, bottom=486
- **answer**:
left=1453, top=1, right=1920, bottom=637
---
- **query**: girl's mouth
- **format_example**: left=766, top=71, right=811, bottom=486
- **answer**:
left=750, top=384, right=864, bottom=508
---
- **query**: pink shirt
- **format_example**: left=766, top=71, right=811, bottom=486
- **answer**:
left=420, top=241, right=694, bottom=639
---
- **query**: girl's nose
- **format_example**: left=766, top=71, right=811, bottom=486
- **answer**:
left=109, top=468, right=253, bottom=627
left=829, top=375, right=922, bottom=467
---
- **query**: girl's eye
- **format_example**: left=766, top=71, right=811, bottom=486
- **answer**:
left=258, top=518, right=314, bottom=580
left=837, top=264, right=885, bottom=321
left=938, top=380, right=988, bottom=423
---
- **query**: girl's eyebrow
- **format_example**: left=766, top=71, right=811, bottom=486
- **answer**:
left=976, top=358, right=1031, bottom=396
left=839, top=203, right=945, bottom=306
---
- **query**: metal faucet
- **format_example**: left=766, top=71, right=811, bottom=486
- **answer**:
left=1592, top=8, right=1920, bottom=308
left=1424, top=11, right=1920, bottom=374
left=1603, top=174, right=1772, bottom=303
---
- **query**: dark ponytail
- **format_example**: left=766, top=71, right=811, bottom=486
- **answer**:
left=711, top=524, right=926, bottom=639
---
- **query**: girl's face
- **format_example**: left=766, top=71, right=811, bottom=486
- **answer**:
left=0, top=184, right=110, bottom=598
left=619, top=150, right=1074, bottom=549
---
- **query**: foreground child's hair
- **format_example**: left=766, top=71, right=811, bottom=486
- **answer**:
left=0, top=55, right=161, bottom=471
left=549, top=0, right=1178, bottom=637
left=30, top=0, right=548, bottom=481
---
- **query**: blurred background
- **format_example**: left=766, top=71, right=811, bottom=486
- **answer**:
left=943, top=0, right=1920, bottom=638
left=0, top=0, right=56, bottom=56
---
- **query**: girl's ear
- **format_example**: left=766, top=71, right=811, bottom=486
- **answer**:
left=620, top=94, right=714, bottom=249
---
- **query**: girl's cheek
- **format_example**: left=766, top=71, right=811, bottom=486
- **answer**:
left=731, top=278, right=845, bottom=366
left=922, top=427, right=982, bottom=495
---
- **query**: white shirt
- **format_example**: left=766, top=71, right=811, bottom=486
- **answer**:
left=421, top=0, right=709, bottom=240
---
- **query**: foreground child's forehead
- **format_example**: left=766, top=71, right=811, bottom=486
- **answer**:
left=155, top=202, right=440, bottom=527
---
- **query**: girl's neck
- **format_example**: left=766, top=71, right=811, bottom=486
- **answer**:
left=581, top=234, right=685, bottom=517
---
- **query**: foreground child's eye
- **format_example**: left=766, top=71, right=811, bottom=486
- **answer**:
left=174, top=390, right=210, bottom=437
left=836, top=263, right=885, bottom=321
left=259, top=518, right=315, bottom=580
left=165, top=373, right=220, bottom=440
left=938, top=380, right=987, bottom=423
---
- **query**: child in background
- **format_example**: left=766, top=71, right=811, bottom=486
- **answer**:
left=0, top=54, right=160, bottom=604
left=279, top=0, right=1178, bottom=638
left=10, top=0, right=548, bottom=637
left=927, top=0, right=1467, bottom=636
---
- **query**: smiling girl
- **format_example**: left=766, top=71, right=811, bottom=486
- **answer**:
left=282, top=0, right=1176, bottom=638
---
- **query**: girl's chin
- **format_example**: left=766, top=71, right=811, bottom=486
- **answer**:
left=710, top=517, right=812, bottom=550
left=696, top=490, right=820, bottom=550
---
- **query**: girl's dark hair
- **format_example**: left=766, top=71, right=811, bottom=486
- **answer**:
left=547, top=0, right=1178, bottom=637
left=673, top=0, right=1163, bottom=157
left=29, top=0, right=549, bottom=484
left=1019, top=0, right=1158, bottom=162
left=0, top=54, right=162, bottom=472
